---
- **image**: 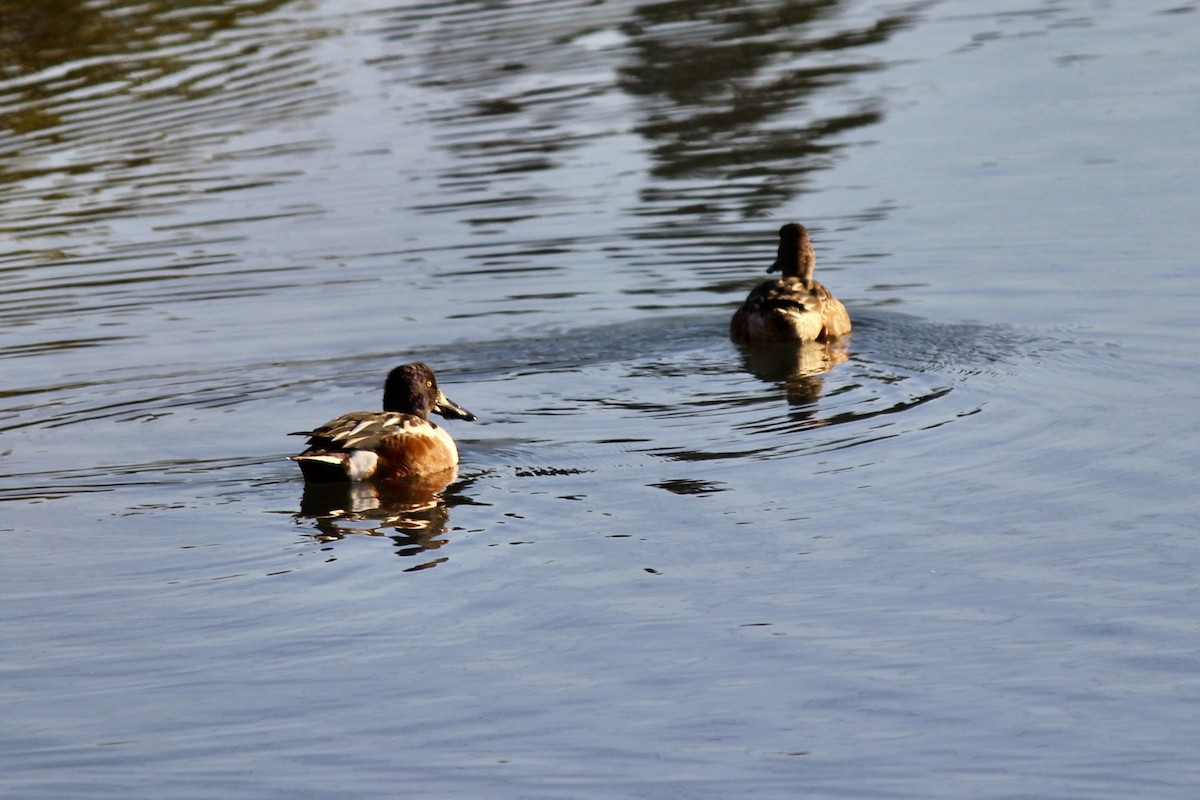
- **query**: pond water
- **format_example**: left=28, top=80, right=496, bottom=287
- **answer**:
left=2, top=0, right=1198, bottom=797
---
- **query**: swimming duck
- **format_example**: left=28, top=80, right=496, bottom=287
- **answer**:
left=291, top=362, right=475, bottom=482
left=730, top=223, right=851, bottom=343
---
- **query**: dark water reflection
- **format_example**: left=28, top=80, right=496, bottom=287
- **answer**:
left=371, top=0, right=918, bottom=222
left=620, top=0, right=913, bottom=215
left=0, top=0, right=334, bottom=355
left=0, top=1, right=292, bottom=75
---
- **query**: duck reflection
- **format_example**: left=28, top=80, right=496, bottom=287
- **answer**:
left=295, top=469, right=467, bottom=569
left=737, top=337, right=849, bottom=408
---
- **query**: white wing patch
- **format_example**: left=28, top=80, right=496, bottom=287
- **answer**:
left=345, top=450, right=380, bottom=480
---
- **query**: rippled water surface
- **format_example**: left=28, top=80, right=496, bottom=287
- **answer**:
left=3, top=0, right=1199, bottom=797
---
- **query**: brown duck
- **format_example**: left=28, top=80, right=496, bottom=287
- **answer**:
left=731, top=223, right=851, bottom=343
left=291, top=363, right=475, bottom=482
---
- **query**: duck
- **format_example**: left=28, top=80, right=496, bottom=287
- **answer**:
left=290, top=362, right=475, bottom=483
left=730, top=222, right=851, bottom=343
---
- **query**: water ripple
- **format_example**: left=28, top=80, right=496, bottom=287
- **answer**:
left=0, top=304, right=1066, bottom=504
left=0, top=0, right=341, bottom=347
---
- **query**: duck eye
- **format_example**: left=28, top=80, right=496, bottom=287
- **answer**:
left=426, top=381, right=433, bottom=388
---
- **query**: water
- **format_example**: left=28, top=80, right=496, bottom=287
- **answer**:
left=2, top=0, right=1199, bottom=797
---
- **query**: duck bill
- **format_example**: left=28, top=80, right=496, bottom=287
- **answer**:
left=767, top=254, right=782, bottom=273
left=434, top=391, right=476, bottom=421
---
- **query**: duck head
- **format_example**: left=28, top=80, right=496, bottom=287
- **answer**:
left=383, top=362, right=476, bottom=421
left=768, top=222, right=816, bottom=285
